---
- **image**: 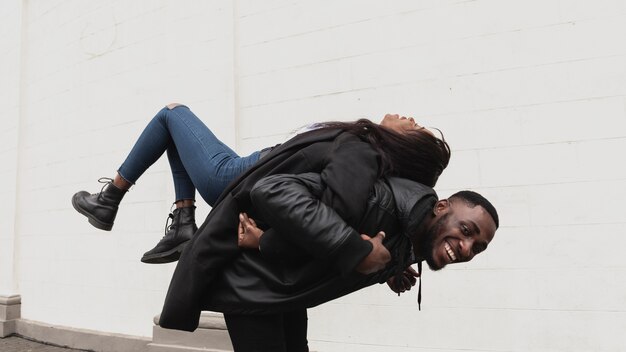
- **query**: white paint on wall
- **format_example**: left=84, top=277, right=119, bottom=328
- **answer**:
left=1, top=0, right=625, bottom=351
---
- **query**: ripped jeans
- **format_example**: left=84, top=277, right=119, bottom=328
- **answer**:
left=117, top=105, right=260, bottom=206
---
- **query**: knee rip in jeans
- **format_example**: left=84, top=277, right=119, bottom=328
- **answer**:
left=167, top=103, right=184, bottom=110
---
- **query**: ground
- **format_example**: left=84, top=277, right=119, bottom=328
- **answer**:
left=0, top=336, right=88, bottom=352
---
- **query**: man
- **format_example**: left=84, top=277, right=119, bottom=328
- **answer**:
left=158, top=125, right=496, bottom=351
left=159, top=170, right=498, bottom=351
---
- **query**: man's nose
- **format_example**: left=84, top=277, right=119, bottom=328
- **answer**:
left=459, top=238, right=474, bottom=261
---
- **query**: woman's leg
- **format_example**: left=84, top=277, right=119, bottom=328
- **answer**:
left=138, top=140, right=199, bottom=264
left=117, top=104, right=260, bottom=206
left=116, top=106, right=196, bottom=202
left=117, top=104, right=261, bottom=263
left=155, top=104, right=261, bottom=205
left=73, top=104, right=260, bottom=243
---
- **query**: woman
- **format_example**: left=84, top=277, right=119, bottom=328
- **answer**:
left=71, top=103, right=449, bottom=264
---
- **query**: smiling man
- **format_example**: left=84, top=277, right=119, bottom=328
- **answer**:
left=415, top=190, right=498, bottom=271
left=159, top=170, right=498, bottom=352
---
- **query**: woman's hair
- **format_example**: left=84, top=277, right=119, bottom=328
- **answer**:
left=315, top=119, right=451, bottom=187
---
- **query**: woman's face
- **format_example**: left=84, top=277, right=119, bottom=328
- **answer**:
left=380, top=114, right=434, bottom=136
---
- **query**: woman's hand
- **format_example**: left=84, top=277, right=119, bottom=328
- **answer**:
left=238, top=212, right=264, bottom=249
left=386, top=266, right=420, bottom=293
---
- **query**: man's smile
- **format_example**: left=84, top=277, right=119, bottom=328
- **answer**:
left=444, top=240, right=457, bottom=263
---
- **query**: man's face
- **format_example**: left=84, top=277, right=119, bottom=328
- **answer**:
left=419, top=200, right=497, bottom=271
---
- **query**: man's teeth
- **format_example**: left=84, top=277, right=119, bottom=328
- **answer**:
left=444, top=242, right=457, bottom=262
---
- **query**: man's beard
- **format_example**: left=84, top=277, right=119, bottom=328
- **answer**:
left=418, top=212, right=449, bottom=271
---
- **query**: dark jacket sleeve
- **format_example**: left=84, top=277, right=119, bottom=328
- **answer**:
left=250, top=173, right=373, bottom=276
left=257, top=228, right=306, bottom=264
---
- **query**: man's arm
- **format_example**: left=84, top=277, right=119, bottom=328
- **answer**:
left=250, top=173, right=390, bottom=276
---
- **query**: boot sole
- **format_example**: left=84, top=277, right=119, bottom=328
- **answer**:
left=141, top=240, right=189, bottom=264
left=71, top=194, right=113, bottom=231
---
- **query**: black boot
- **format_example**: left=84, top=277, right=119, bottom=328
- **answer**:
left=141, top=206, right=198, bottom=264
left=72, top=177, right=127, bottom=231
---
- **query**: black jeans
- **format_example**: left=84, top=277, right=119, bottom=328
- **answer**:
left=224, top=310, right=309, bottom=352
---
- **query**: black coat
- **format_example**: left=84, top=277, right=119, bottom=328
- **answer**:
left=204, top=173, right=437, bottom=314
left=159, top=128, right=436, bottom=332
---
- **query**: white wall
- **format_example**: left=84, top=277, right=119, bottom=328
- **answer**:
left=0, top=0, right=23, bottom=296
left=3, top=0, right=238, bottom=337
left=1, top=1, right=625, bottom=351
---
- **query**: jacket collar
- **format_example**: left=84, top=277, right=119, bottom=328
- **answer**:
left=386, top=177, right=437, bottom=235
left=386, top=178, right=437, bottom=309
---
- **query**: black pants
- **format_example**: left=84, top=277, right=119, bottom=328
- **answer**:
left=224, top=310, right=309, bottom=352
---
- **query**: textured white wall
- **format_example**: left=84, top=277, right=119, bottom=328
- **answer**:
left=0, top=0, right=23, bottom=296
left=235, top=1, right=626, bottom=351
left=6, top=0, right=238, bottom=337
left=2, top=0, right=625, bottom=351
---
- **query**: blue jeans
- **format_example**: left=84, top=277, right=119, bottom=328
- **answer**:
left=117, top=105, right=260, bottom=206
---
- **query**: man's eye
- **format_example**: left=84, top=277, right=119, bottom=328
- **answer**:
left=462, top=225, right=470, bottom=236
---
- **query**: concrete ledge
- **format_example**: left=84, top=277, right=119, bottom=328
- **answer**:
left=0, top=319, right=16, bottom=338
left=149, top=343, right=229, bottom=352
left=0, top=294, right=21, bottom=337
left=0, top=295, right=21, bottom=306
left=149, top=312, right=232, bottom=352
left=2, top=300, right=230, bottom=352
left=15, top=319, right=150, bottom=352
left=152, top=312, right=228, bottom=330
left=149, top=342, right=313, bottom=352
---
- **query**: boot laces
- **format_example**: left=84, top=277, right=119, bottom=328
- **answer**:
left=161, top=203, right=178, bottom=239
left=95, top=177, right=114, bottom=200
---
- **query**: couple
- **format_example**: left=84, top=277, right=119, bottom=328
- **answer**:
left=72, top=104, right=498, bottom=352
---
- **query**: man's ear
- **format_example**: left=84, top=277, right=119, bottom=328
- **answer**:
left=433, top=199, right=450, bottom=215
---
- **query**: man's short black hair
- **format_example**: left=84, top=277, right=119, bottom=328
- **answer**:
left=449, top=190, right=499, bottom=228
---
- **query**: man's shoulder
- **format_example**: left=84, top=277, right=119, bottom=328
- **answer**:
left=385, top=177, right=437, bottom=220
left=387, top=178, right=436, bottom=198
left=364, top=178, right=435, bottom=215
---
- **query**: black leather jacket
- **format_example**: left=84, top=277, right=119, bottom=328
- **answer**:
left=160, top=129, right=437, bottom=332
left=202, top=173, right=437, bottom=315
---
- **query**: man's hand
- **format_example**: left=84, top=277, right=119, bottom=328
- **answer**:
left=386, top=266, right=420, bottom=294
left=355, top=231, right=391, bottom=275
